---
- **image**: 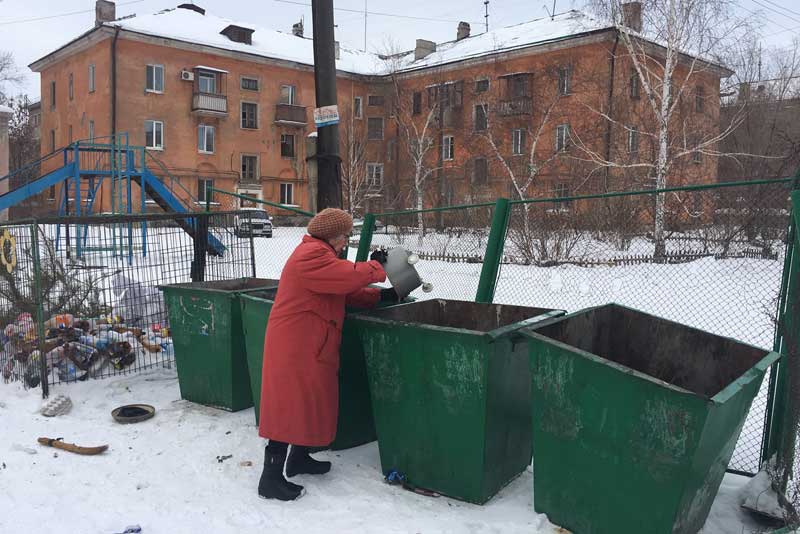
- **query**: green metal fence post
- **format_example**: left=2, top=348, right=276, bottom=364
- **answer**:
left=475, top=198, right=511, bottom=303
left=355, top=213, right=376, bottom=262
left=30, top=223, right=49, bottom=398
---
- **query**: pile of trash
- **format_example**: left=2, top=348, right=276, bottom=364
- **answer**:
left=1, top=312, right=174, bottom=388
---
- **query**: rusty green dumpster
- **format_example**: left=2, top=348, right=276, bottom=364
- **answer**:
left=240, top=287, right=395, bottom=450
left=523, top=303, right=780, bottom=534
left=352, top=299, right=564, bottom=504
left=159, top=278, right=279, bottom=412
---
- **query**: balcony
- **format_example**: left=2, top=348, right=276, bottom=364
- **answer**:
left=275, top=103, right=308, bottom=125
left=192, top=92, right=228, bottom=116
left=498, top=97, right=532, bottom=116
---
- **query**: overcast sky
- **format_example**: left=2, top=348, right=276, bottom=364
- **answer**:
left=1, top=0, right=798, bottom=99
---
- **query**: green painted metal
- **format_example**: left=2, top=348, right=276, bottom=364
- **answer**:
left=159, top=278, right=278, bottom=411
left=353, top=299, right=563, bottom=504
left=355, top=213, right=376, bottom=262
left=30, top=224, right=49, bottom=398
left=239, top=288, right=393, bottom=450
left=475, top=198, right=510, bottom=303
left=523, top=304, right=780, bottom=534
left=372, top=200, right=497, bottom=218
left=208, top=187, right=315, bottom=216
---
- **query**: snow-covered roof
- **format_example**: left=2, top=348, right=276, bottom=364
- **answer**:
left=0, top=104, right=13, bottom=115
left=97, top=6, right=609, bottom=76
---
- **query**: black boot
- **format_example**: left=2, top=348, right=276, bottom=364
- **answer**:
left=258, top=446, right=304, bottom=501
left=285, top=445, right=332, bottom=477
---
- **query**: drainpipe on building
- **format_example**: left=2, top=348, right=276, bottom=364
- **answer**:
left=0, top=104, right=12, bottom=222
left=603, top=32, right=620, bottom=192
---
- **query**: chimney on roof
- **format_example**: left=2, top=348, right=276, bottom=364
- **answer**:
left=457, top=21, right=471, bottom=41
left=414, top=39, right=436, bottom=61
left=178, top=3, right=206, bottom=15
left=335, top=41, right=340, bottom=60
left=621, top=2, right=642, bottom=33
left=221, top=24, right=254, bottom=45
left=95, top=0, right=116, bottom=26
left=292, top=20, right=304, bottom=37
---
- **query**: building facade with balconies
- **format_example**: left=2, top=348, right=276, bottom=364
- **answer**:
left=28, top=1, right=729, bottom=214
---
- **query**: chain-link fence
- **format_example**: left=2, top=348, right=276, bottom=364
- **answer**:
left=0, top=211, right=254, bottom=392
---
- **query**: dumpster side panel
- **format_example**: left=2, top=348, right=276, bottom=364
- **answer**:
left=360, top=321, right=490, bottom=503
left=673, top=362, right=771, bottom=534
left=240, top=295, right=274, bottom=423
left=333, top=319, right=378, bottom=450
left=529, top=337, right=698, bottom=534
left=482, top=336, right=533, bottom=498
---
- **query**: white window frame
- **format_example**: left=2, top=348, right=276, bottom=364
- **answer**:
left=240, top=101, right=259, bottom=129
left=366, top=163, right=384, bottom=187
left=241, top=154, right=259, bottom=181
left=88, top=64, right=96, bottom=93
left=627, top=126, right=639, bottom=154
left=198, top=124, right=215, bottom=154
left=145, top=120, right=164, bottom=150
left=556, top=124, right=570, bottom=152
left=443, top=135, right=455, bottom=161
left=280, top=182, right=296, bottom=206
left=558, top=67, right=572, bottom=96
left=241, top=76, right=259, bottom=91
left=197, top=178, right=214, bottom=203
left=475, top=78, right=490, bottom=93
left=198, top=72, right=216, bottom=94
left=88, top=120, right=95, bottom=141
left=354, top=96, right=363, bottom=119
left=512, top=128, right=526, bottom=155
left=280, top=84, right=296, bottom=105
left=146, top=64, right=164, bottom=93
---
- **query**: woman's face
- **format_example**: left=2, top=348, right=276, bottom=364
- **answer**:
left=328, top=234, right=349, bottom=255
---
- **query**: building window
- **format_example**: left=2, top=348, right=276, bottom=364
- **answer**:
left=512, top=128, right=526, bottom=155
left=627, top=126, right=639, bottom=155
left=197, top=179, right=213, bottom=203
left=367, top=117, right=384, bottom=140
left=556, top=124, right=570, bottom=152
left=473, top=157, right=488, bottom=185
left=241, top=155, right=258, bottom=181
left=49, top=129, right=55, bottom=152
left=145, top=120, right=164, bottom=150
left=692, top=147, right=702, bottom=165
left=427, top=81, right=464, bottom=109
left=146, top=64, right=164, bottom=93
left=68, top=125, right=73, bottom=144
left=241, top=102, right=258, bottom=129
left=198, top=124, right=215, bottom=153
left=412, top=92, right=422, bottom=115
left=281, top=134, right=295, bottom=158
left=508, top=74, right=530, bottom=98
left=695, top=85, right=705, bottom=113
left=241, top=76, right=259, bottom=91
left=475, top=78, right=489, bottom=93
left=368, top=95, right=385, bottom=106
left=198, top=72, right=216, bottom=94
left=474, top=104, right=488, bottom=131
left=630, top=70, right=640, bottom=99
left=554, top=183, right=570, bottom=209
left=557, top=67, right=571, bottom=96
left=88, top=64, right=96, bottom=93
left=68, top=73, right=74, bottom=101
left=442, top=135, right=455, bottom=161
left=88, top=120, right=95, bottom=141
left=49, top=185, right=56, bottom=201
left=387, top=139, right=395, bottom=162
left=354, top=96, right=363, bottom=119
left=280, top=183, right=295, bottom=205
left=49, top=81, right=56, bottom=111
left=366, top=163, right=384, bottom=187
left=280, top=84, right=296, bottom=105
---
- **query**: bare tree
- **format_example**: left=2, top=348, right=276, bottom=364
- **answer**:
left=340, top=102, right=373, bottom=216
left=0, top=52, right=23, bottom=103
left=579, top=0, right=750, bottom=256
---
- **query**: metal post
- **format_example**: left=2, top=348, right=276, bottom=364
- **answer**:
left=475, top=198, right=511, bottom=303
left=30, top=223, right=49, bottom=398
left=311, top=0, right=342, bottom=210
left=355, top=213, right=376, bottom=262
left=141, top=148, right=147, bottom=258
left=191, top=214, right=208, bottom=282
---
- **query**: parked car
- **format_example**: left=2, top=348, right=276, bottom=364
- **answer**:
left=235, top=208, right=273, bottom=238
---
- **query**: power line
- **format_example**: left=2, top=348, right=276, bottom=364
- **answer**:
left=0, top=0, right=145, bottom=27
left=274, top=0, right=485, bottom=26
left=735, top=0, right=796, bottom=32
left=759, top=0, right=800, bottom=19
left=749, top=0, right=800, bottom=25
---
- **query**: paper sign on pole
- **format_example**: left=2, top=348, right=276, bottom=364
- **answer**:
left=313, top=105, right=340, bottom=127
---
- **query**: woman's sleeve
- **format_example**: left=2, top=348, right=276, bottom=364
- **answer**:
left=296, top=254, right=387, bottom=295
left=345, top=287, right=381, bottom=309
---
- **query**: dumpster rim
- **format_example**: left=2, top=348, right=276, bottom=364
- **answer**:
left=712, top=350, right=780, bottom=404
left=350, top=299, right=565, bottom=339
left=157, top=278, right=279, bottom=294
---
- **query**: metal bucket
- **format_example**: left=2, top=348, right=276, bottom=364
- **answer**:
left=382, top=248, right=423, bottom=299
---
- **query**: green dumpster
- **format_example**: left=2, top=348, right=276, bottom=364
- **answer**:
left=240, top=287, right=395, bottom=450
left=160, top=278, right=279, bottom=412
left=352, top=299, right=564, bottom=504
left=523, top=303, right=780, bottom=534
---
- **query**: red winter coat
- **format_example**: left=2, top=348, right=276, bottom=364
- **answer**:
left=258, top=235, right=386, bottom=446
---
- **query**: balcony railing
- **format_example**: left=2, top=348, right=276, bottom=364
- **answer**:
left=192, top=92, right=228, bottom=114
left=275, top=103, right=307, bottom=125
left=498, top=97, right=532, bottom=116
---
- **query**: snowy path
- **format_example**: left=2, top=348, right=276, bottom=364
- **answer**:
left=0, top=369, right=771, bottom=534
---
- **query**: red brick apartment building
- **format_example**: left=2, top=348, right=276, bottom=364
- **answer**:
left=26, top=1, right=729, bottom=215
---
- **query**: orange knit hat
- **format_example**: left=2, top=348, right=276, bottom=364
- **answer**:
left=307, top=208, right=353, bottom=240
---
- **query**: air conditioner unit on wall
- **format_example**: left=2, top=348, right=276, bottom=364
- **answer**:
left=180, top=70, right=194, bottom=81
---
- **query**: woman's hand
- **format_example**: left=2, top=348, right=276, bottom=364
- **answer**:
left=370, top=249, right=389, bottom=264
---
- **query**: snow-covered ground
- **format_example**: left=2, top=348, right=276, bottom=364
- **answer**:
left=0, top=368, right=776, bottom=534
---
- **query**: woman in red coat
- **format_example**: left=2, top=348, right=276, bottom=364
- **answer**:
left=257, top=208, right=396, bottom=501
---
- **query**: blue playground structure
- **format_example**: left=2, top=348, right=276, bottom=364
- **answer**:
left=0, top=133, right=225, bottom=257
